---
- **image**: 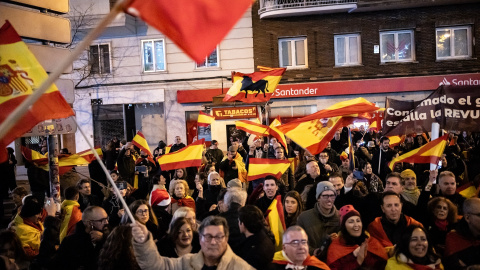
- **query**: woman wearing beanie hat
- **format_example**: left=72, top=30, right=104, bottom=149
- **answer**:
left=326, top=205, right=388, bottom=270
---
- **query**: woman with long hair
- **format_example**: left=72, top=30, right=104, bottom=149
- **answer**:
left=327, top=205, right=388, bottom=269
left=98, top=225, right=140, bottom=270
left=0, top=230, right=29, bottom=270
left=128, top=200, right=159, bottom=240
left=385, top=225, right=443, bottom=270
left=426, top=196, right=457, bottom=255
left=156, top=217, right=200, bottom=258
left=283, top=190, right=303, bottom=228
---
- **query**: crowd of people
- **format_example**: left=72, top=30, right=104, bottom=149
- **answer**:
left=2, top=126, right=480, bottom=269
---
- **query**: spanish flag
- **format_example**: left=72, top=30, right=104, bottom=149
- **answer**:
left=235, top=120, right=269, bottom=137
left=268, top=116, right=288, bottom=153
left=223, top=66, right=286, bottom=103
left=165, top=144, right=172, bottom=154
left=197, top=111, right=215, bottom=127
left=59, top=199, right=82, bottom=242
left=387, top=135, right=406, bottom=147
left=21, top=146, right=48, bottom=166
left=0, top=21, right=74, bottom=162
left=347, top=128, right=355, bottom=171
left=278, top=98, right=378, bottom=155
left=132, top=131, right=153, bottom=157
left=388, top=134, right=448, bottom=171
left=127, top=0, right=252, bottom=63
left=247, top=158, right=291, bottom=181
left=265, top=194, right=286, bottom=251
left=157, top=138, right=204, bottom=171
left=58, top=148, right=103, bottom=167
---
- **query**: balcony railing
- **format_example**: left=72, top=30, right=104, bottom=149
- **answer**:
left=259, top=0, right=358, bottom=18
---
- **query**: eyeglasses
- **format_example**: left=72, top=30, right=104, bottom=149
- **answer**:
left=201, top=234, right=225, bottom=243
left=320, top=194, right=336, bottom=199
left=285, top=239, right=308, bottom=247
left=90, top=217, right=109, bottom=223
left=435, top=205, right=448, bottom=211
left=136, top=209, right=149, bottom=215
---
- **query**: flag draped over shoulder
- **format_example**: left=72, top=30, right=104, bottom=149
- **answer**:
left=235, top=120, right=269, bottom=137
left=247, top=158, right=291, bottom=181
left=0, top=21, right=74, bottom=162
left=265, top=194, right=286, bottom=251
left=224, top=67, right=286, bottom=103
left=278, top=98, right=379, bottom=155
left=126, top=0, right=252, bottom=63
left=157, top=139, right=205, bottom=171
left=388, top=134, right=448, bottom=171
left=197, top=111, right=215, bottom=127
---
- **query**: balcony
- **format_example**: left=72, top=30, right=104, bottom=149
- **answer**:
left=258, top=0, right=358, bottom=19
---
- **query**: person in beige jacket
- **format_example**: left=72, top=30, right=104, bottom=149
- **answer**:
left=131, top=215, right=254, bottom=270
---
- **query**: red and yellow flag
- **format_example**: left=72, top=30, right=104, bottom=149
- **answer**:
left=165, top=144, right=172, bottom=154
left=21, top=146, right=48, bottom=166
left=268, top=116, right=287, bottom=153
left=247, top=158, right=291, bottom=181
left=235, top=120, right=269, bottom=138
left=127, top=0, right=252, bottom=63
left=265, top=194, right=286, bottom=251
left=157, top=139, right=205, bottom=171
left=58, top=148, right=103, bottom=167
left=278, top=98, right=379, bottom=155
left=132, top=131, right=153, bottom=158
left=387, top=135, right=406, bottom=147
left=0, top=21, right=74, bottom=162
left=197, top=111, right=215, bottom=127
left=223, top=66, right=286, bottom=103
left=388, top=134, right=448, bottom=171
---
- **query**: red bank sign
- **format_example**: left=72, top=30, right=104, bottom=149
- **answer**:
left=177, top=72, right=480, bottom=103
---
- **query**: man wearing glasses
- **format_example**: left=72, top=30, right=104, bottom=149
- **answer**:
left=52, top=206, right=110, bottom=269
left=297, top=181, right=340, bottom=257
left=445, top=197, right=480, bottom=269
left=272, top=226, right=330, bottom=269
left=132, top=215, right=253, bottom=269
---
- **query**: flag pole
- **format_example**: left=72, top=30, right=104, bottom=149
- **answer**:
left=73, top=118, right=136, bottom=224
left=0, top=0, right=133, bottom=142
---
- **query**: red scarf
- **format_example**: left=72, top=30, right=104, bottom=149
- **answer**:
left=272, top=251, right=330, bottom=269
left=171, top=196, right=196, bottom=210
left=434, top=219, right=448, bottom=231
left=327, top=234, right=388, bottom=265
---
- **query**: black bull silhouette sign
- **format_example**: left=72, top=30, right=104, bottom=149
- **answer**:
left=240, top=76, right=269, bottom=98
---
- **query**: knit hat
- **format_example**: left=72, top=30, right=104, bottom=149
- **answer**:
left=316, top=181, right=336, bottom=200
left=150, top=189, right=171, bottom=207
left=20, top=197, right=43, bottom=218
left=227, top=179, right=242, bottom=189
left=339, top=152, right=348, bottom=161
left=339, top=204, right=361, bottom=227
left=400, top=169, right=416, bottom=179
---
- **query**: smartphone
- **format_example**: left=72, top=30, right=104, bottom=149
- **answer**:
left=437, top=160, right=442, bottom=169
left=353, top=170, right=364, bottom=179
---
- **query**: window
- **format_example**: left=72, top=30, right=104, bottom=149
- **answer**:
left=334, top=34, right=361, bottom=66
left=89, top=44, right=111, bottom=74
left=436, top=26, right=472, bottom=60
left=196, top=48, right=219, bottom=68
left=279, top=37, right=308, bottom=68
left=142, top=39, right=166, bottom=72
left=380, top=30, right=415, bottom=62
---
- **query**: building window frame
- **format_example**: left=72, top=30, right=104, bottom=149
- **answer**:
left=436, top=25, right=472, bottom=60
left=334, top=33, right=362, bottom=66
left=379, top=30, right=415, bottom=63
left=142, top=39, right=166, bottom=72
left=278, top=36, right=308, bottom=69
left=89, top=43, right=111, bottom=74
left=195, top=47, right=219, bottom=69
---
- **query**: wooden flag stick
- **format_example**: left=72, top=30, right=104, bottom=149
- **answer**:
left=0, top=0, right=132, bottom=141
left=73, top=117, right=136, bottom=224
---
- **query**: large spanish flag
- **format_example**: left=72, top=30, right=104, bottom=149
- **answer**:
left=223, top=66, right=286, bottom=103
left=132, top=131, right=153, bottom=157
left=247, top=158, right=291, bottom=181
left=265, top=194, right=286, bottom=251
left=197, top=111, right=215, bottom=127
left=58, top=148, right=103, bottom=167
left=278, top=98, right=378, bottom=155
left=236, top=120, right=269, bottom=137
left=0, top=21, right=74, bottom=162
left=127, top=0, right=252, bottom=63
left=21, top=146, right=48, bottom=166
left=388, top=134, right=448, bottom=171
left=157, top=138, right=205, bottom=171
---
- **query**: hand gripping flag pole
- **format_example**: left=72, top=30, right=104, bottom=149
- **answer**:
left=73, top=117, right=136, bottom=224
left=0, top=0, right=133, bottom=142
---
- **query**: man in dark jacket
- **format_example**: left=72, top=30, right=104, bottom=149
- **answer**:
left=238, top=205, right=275, bottom=269
left=371, top=136, right=395, bottom=182
left=219, top=189, right=247, bottom=254
left=170, top=136, right=186, bottom=153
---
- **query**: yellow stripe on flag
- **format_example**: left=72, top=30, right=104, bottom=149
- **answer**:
left=267, top=195, right=286, bottom=251
left=157, top=139, right=204, bottom=171
left=132, top=131, right=153, bottom=157
left=236, top=120, right=269, bottom=137
left=247, top=158, right=291, bottom=181
left=198, top=111, right=215, bottom=127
